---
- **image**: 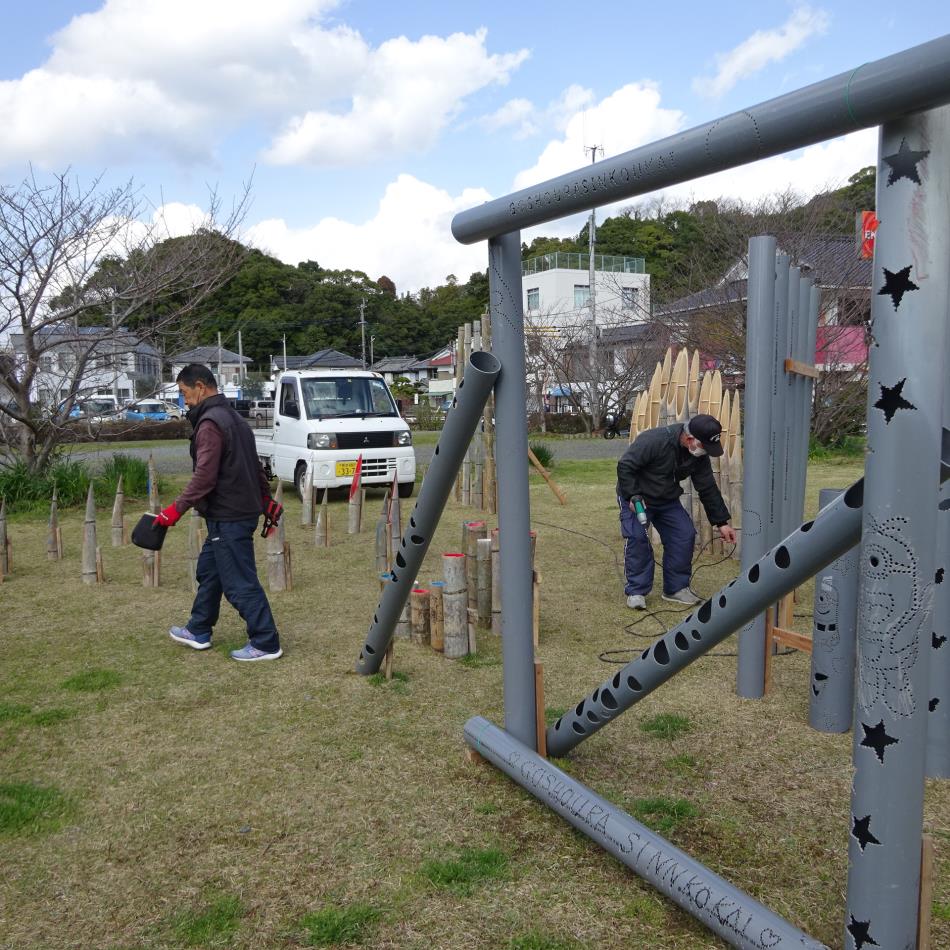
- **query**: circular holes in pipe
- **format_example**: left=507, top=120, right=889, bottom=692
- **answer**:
left=697, top=600, right=712, bottom=623
left=411, top=535, right=425, bottom=545
left=627, top=675, right=643, bottom=692
left=800, top=520, right=814, bottom=533
left=674, top=632, right=689, bottom=651
left=691, top=629, right=701, bottom=641
left=748, top=564, right=760, bottom=583
left=365, top=644, right=375, bottom=655
left=719, top=595, right=727, bottom=608
left=395, top=552, right=406, bottom=569
left=612, top=672, right=622, bottom=690
left=571, top=721, right=586, bottom=735
left=775, top=546, right=791, bottom=569
left=586, top=711, right=601, bottom=723
left=601, top=689, right=618, bottom=710
left=653, top=641, right=670, bottom=665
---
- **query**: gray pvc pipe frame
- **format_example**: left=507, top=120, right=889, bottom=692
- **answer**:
left=808, top=489, right=859, bottom=734
left=736, top=237, right=777, bottom=698
left=844, top=106, right=950, bottom=950
left=548, top=479, right=868, bottom=757
left=452, top=36, right=950, bottom=244
left=489, top=231, right=538, bottom=748
left=465, top=716, right=828, bottom=950
left=769, top=258, right=790, bottom=548
left=355, top=350, right=501, bottom=674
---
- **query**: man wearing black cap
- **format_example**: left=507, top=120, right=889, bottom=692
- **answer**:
left=616, top=413, right=737, bottom=609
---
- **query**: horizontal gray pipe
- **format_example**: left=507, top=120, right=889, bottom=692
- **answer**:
left=465, top=717, right=827, bottom=950
left=547, top=480, right=867, bottom=757
left=356, top=350, right=501, bottom=674
left=452, top=35, right=950, bottom=243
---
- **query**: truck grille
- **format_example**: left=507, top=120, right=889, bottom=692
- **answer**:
left=361, top=458, right=397, bottom=478
left=337, top=431, right=394, bottom=449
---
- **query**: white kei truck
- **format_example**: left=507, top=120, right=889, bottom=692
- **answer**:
left=254, top=369, right=416, bottom=499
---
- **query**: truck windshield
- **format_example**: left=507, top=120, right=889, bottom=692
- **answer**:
left=300, top=377, right=398, bottom=419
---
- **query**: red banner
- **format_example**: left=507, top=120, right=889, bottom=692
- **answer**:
left=859, top=210, right=879, bottom=260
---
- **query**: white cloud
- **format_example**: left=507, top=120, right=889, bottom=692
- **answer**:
left=513, top=83, right=685, bottom=192
left=245, top=174, right=491, bottom=293
left=478, top=98, right=538, bottom=139
left=0, top=1, right=526, bottom=168
left=264, top=29, right=528, bottom=165
left=692, top=6, right=830, bottom=99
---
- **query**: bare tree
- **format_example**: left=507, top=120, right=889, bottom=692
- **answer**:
left=0, top=169, right=250, bottom=473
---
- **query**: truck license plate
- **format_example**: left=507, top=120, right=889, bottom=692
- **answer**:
left=335, top=461, right=358, bottom=477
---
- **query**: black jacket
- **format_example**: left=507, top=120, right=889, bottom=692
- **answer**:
left=187, top=394, right=265, bottom=521
left=617, top=423, right=731, bottom=526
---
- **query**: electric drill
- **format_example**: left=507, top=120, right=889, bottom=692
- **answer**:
left=631, top=495, right=648, bottom=527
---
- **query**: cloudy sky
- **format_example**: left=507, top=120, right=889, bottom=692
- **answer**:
left=2, top=1, right=947, bottom=292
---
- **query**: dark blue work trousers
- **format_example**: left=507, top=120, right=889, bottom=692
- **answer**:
left=618, top=495, right=695, bottom=597
left=188, top=518, right=280, bottom=653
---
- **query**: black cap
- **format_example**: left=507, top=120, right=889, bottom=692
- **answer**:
left=687, top=414, right=724, bottom=457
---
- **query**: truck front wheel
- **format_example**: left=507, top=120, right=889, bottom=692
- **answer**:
left=294, top=462, right=308, bottom=501
left=398, top=480, right=414, bottom=499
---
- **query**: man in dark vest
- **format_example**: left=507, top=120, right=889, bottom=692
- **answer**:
left=616, top=413, right=737, bottom=610
left=157, top=364, right=283, bottom=660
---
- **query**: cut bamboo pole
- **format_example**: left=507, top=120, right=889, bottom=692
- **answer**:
left=442, top=553, right=468, bottom=658
left=0, top=497, right=9, bottom=577
left=375, top=516, right=389, bottom=575
left=410, top=588, right=430, bottom=645
left=148, top=454, right=160, bottom=514
left=283, top=541, right=293, bottom=591
left=729, top=396, right=743, bottom=560
left=347, top=456, right=363, bottom=534
left=688, top=349, right=701, bottom=414
left=468, top=606, right=478, bottom=655
left=382, top=642, right=394, bottom=680
left=706, top=371, right=723, bottom=553
left=188, top=509, right=201, bottom=593
left=533, top=570, right=541, bottom=648
left=95, top=546, right=104, bottom=584
left=300, top=464, right=314, bottom=527
left=527, top=448, right=567, bottom=505
left=918, top=833, right=935, bottom=950
left=81, top=483, right=98, bottom=586
left=490, top=527, right=501, bottom=636
left=267, top=483, right=289, bottom=591
left=48, top=489, right=61, bottom=560
left=315, top=488, right=330, bottom=547
left=534, top=661, right=547, bottom=758
left=111, top=475, right=125, bottom=547
left=389, top=471, right=402, bottom=558
left=476, top=536, right=492, bottom=627
left=429, top=582, right=445, bottom=651
left=465, top=521, right=487, bottom=616
left=647, top=361, right=663, bottom=429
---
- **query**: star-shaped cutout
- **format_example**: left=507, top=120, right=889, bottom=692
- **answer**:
left=860, top=720, right=899, bottom=763
left=847, top=915, right=879, bottom=949
left=931, top=698, right=940, bottom=712
left=934, top=632, right=947, bottom=649
left=878, top=265, right=919, bottom=310
left=936, top=568, right=945, bottom=584
left=883, top=138, right=929, bottom=186
left=851, top=815, right=881, bottom=852
left=873, top=378, right=916, bottom=424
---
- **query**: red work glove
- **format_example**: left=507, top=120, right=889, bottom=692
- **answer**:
left=156, top=503, right=182, bottom=527
left=261, top=497, right=283, bottom=538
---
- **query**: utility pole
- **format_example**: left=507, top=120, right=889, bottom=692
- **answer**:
left=111, top=299, right=119, bottom=402
left=584, top=144, right=603, bottom=428
left=217, top=332, right=223, bottom=387
left=358, top=297, right=367, bottom=368
left=370, top=334, right=375, bottom=368
left=237, top=329, right=244, bottom=398
left=282, top=334, right=287, bottom=371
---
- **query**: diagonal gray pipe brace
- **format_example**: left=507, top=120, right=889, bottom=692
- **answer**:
left=356, top=350, right=501, bottom=674
left=465, top=717, right=828, bottom=950
left=548, top=479, right=868, bottom=757
left=452, top=35, right=950, bottom=243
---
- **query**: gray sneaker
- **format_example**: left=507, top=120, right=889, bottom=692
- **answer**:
left=230, top=643, right=283, bottom=662
left=169, top=626, right=211, bottom=650
left=626, top=594, right=646, bottom=610
left=662, top=588, right=701, bottom=607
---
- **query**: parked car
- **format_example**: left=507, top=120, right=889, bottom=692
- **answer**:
left=125, top=399, right=169, bottom=422
left=160, top=399, right=185, bottom=419
left=227, top=398, right=251, bottom=418
left=249, top=399, right=274, bottom=422
left=68, top=396, right=122, bottom=422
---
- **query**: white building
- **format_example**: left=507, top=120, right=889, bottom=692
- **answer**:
left=522, top=252, right=651, bottom=331
left=170, top=346, right=253, bottom=389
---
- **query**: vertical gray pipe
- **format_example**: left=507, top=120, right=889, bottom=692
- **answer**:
left=779, top=266, right=801, bottom=538
left=929, top=310, right=950, bottom=778
left=769, top=256, right=790, bottom=547
left=355, top=351, right=501, bottom=674
left=489, top=231, right=538, bottom=748
left=465, top=716, right=828, bottom=950
left=549, top=479, right=868, bottom=758
left=790, top=277, right=816, bottom=528
left=737, top=236, right=777, bottom=698
left=844, top=105, right=950, bottom=950
left=808, top=489, right=859, bottom=733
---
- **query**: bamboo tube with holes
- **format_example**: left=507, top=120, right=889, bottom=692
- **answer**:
left=476, top=537, right=492, bottom=627
left=490, top=527, right=501, bottom=636
left=111, top=475, right=125, bottom=547
left=429, top=582, right=445, bottom=651
left=0, top=497, right=9, bottom=577
left=442, top=553, right=468, bottom=658
left=315, top=488, right=330, bottom=547
left=410, top=588, right=430, bottom=645
left=267, top=484, right=288, bottom=591
left=81, top=483, right=98, bottom=586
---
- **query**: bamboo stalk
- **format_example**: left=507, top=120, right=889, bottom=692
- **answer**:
left=48, top=489, right=61, bottom=560
left=111, top=475, right=125, bottom=547
left=527, top=448, right=567, bottom=505
left=476, top=537, right=492, bottom=628
left=267, top=483, right=288, bottom=591
left=490, top=527, right=501, bottom=636
left=300, top=465, right=314, bottom=527
left=442, top=553, right=468, bottom=658
left=429, top=582, right=445, bottom=651
left=465, top=521, right=487, bottom=615
left=410, top=588, right=430, bottom=645
left=0, top=497, right=9, bottom=577
left=315, top=488, right=330, bottom=547
left=81, top=483, right=98, bottom=586
left=188, top=509, right=201, bottom=593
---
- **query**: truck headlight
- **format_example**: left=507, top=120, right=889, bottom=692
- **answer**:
left=395, top=430, right=412, bottom=446
left=308, top=432, right=338, bottom=449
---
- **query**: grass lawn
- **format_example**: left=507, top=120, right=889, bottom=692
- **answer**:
left=0, top=456, right=946, bottom=949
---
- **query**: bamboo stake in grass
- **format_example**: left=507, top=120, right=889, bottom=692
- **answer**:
left=111, top=475, right=125, bottom=547
left=267, top=483, right=289, bottom=591
left=300, top=464, right=314, bottom=527
left=0, top=497, right=9, bottom=577
left=490, top=527, right=501, bottom=636
left=188, top=509, right=201, bottom=593
left=315, top=488, right=330, bottom=547
left=476, top=536, right=492, bottom=628
left=48, top=488, right=61, bottom=560
left=347, top=455, right=364, bottom=535
left=527, top=448, right=567, bottom=506
left=81, top=483, right=99, bottom=586
left=429, top=582, right=445, bottom=652
left=410, top=587, right=430, bottom=645
left=442, top=553, right=468, bottom=658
